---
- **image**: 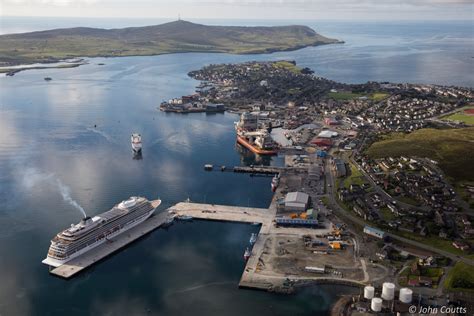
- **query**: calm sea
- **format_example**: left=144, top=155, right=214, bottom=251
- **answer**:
left=0, top=17, right=472, bottom=315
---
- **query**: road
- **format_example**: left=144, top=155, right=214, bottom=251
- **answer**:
left=323, top=159, right=474, bottom=266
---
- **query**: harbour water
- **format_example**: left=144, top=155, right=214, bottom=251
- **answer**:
left=0, top=18, right=472, bottom=315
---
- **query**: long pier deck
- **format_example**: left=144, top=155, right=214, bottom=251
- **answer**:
left=204, top=165, right=306, bottom=175
left=170, top=202, right=271, bottom=232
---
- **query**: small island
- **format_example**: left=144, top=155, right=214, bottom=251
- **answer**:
left=0, top=20, right=342, bottom=66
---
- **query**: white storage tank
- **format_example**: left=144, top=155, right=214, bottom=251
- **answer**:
left=399, top=287, right=413, bottom=303
left=364, top=286, right=375, bottom=299
left=371, top=297, right=383, bottom=312
left=382, top=282, right=395, bottom=300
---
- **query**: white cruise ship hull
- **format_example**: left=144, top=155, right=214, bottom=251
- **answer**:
left=42, top=208, right=155, bottom=268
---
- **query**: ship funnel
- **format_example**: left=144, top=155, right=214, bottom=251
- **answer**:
left=81, top=216, right=93, bottom=225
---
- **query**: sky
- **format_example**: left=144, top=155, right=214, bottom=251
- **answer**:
left=1, top=0, right=473, bottom=20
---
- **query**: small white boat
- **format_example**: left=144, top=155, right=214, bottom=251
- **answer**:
left=131, top=133, right=142, bottom=153
left=176, top=215, right=193, bottom=221
left=244, top=247, right=251, bottom=260
left=249, top=233, right=257, bottom=244
left=271, top=174, right=280, bottom=192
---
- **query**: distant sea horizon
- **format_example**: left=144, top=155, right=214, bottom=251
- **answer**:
left=1, top=16, right=473, bottom=34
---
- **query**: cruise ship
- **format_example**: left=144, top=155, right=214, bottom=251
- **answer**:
left=42, top=196, right=161, bottom=267
left=131, top=133, right=142, bottom=152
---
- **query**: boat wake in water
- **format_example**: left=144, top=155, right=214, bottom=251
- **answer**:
left=86, top=127, right=117, bottom=144
left=165, top=281, right=234, bottom=296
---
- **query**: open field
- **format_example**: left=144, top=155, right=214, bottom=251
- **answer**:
left=441, top=107, right=474, bottom=125
left=272, top=60, right=301, bottom=74
left=327, top=91, right=389, bottom=101
left=0, top=20, right=341, bottom=65
left=343, top=163, right=367, bottom=189
left=366, top=127, right=474, bottom=183
left=397, top=232, right=471, bottom=257
left=327, top=91, right=365, bottom=100
left=371, top=92, right=390, bottom=101
left=444, top=262, right=474, bottom=293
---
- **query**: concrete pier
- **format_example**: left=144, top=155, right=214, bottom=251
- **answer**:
left=169, top=201, right=279, bottom=289
left=169, top=202, right=271, bottom=232
left=204, top=165, right=306, bottom=175
left=48, top=197, right=365, bottom=290
left=233, top=166, right=283, bottom=174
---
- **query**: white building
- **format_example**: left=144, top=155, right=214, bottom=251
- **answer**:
left=284, top=192, right=309, bottom=212
left=317, top=130, right=338, bottom=138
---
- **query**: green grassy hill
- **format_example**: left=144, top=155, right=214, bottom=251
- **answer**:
left=366, top=127, right=474, bottom=182
left=444, top=262, right=474, bottom=293
left=0, top=20, right=341, bottom=65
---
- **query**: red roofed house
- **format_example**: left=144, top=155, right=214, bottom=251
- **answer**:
left=312, top=138, right=333, bottom=147
left=324, top=117, right=340, bottom=125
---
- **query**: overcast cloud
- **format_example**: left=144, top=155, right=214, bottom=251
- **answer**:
left=1, top=0, right=473, bottom=20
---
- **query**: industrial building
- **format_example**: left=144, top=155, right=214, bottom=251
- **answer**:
left=332, top=158, right=347, bottom=177
left=312, top=138, right=333, bottom=147
left=205, top=103, right=225, bottom=112
left=316, top=150, right=327, bottom=158
left=317, top=130, right=338, bottom=138
left=284, top=191, right=309, bottom=212
left=364, top=226, right=385, bottom=239
left=275, top=217, right=318, bottom=227
left=324, top=117, right=340, bottom=125
left=305, top=266, right=326, bottom=274
left=308, top=165, right=321, bottom=180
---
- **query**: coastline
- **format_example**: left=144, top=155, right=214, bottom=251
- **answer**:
left=0, top=59, right=87, bottom=75
left=0, top=40, right=343, bottom=73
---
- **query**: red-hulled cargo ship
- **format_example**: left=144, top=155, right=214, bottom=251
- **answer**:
left=236, top=135, right=278, bottom=155
left=235, top=112, right=278, bottom=156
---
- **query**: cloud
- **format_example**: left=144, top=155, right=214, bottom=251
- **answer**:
left=1, top=0, right=472, bottom=19
left=3, top=0, right=472, bottom=6
left=3, top=0, right=99, bottom=5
